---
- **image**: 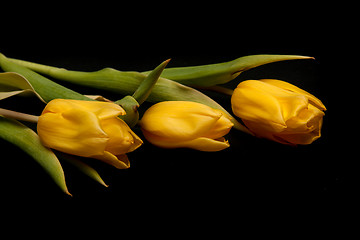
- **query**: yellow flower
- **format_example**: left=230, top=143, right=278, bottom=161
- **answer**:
left=37, top=99, right=143, bottom=169
left=231, top=79, right=326, bottom=145
left=140, top=101, right=233, bottom=151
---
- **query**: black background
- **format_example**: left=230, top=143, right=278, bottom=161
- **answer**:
left=0, top=5, right=355, bottom=235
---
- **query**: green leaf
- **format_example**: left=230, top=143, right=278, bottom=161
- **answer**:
left=145, top=54, right=315, bottom=87
left=0, top=53, right=90, bottom=102
left=0, top=116, right=70, bottom=195
left=0, top=72, right=45, bottom=102
left=58, top=153, right=108, bottom=187
left=5, top=56, right=250, bottom=133
left=132, top=59, right=171, bottom=105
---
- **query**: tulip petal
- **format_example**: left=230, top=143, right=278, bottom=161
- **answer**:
left=140, top=101, right=233, bottom=151
left=93, top=151, right=130, bottom=169
left=101, top=117, right=143, bottom=155
left=260, top=79, right=326, bottom=111
left=276, top=122, right=322, bottom=145
left=140, top=101, right=222, bottom=141
left=42, top=99, right=126, bottom=119
left=232, top=80, right=287, bottom=131
left=232, top=80, right=311, bottom=131
left=278, top=104, right=324, bottom=144
left=202, top=113, right=233, bottom=139
left=242, top=119, right=282, bottom=142
left=142, top=129, right=230, bottom=151
left=184, top=137, right=231, bottom=152
left=37, top=108, right=109, bottom=157
left=285, top=104, right=325, bottom=132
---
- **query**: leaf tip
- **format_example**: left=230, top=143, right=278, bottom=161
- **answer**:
left=99, top=180, right=109, bottom=188
left=65, top=189, right=72, bottom=197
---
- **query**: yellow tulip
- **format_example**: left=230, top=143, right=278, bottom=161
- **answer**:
left=37, top=99, right=143, bottom=169
left=231, top=80, right=326, bottom=145
left=140, top=101, right=234, bottom=151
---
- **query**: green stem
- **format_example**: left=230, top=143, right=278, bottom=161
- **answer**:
left=114, top=59, right=170, bottom=127
left=0, top=108, right=39, bottom=123
left=115, top=96, right=139, bottom=128
left=200, top=86, right=234, bottom=96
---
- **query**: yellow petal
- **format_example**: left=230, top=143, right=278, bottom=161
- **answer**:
left=232, top=80, right=310, bottom=131
left=93, top=151, right=130, bottom=169
left=276, top=120, right=323, bottom=145
left=37, top=108, right=109, bottom=157
left=202, top=112, right=233, bottom=139
left=42, top=99, right=126, bottom=120
left=260, top=79, right=326, bottom=111
left=101, top=117, right=143, bottom=155
left=242, top=119, right=281, bottom=142
left=142, top=129, right=230, bottom=151
left=277, top=104, right=324, bottom=144
left=140, top=101, right=222, bottom=141
left=285, top=104, right=325, bottom=132
left=231, top=80, right=287, bottom=131
left=184, top=137, right=230, bottom=151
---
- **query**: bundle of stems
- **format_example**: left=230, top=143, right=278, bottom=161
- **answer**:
left=2, top=53, right=313, bottom=132
left=0, top=52, right=314, bottom=194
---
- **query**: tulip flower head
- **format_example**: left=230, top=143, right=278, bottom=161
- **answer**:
left=37, top=99, right=143, bottom=169
left=140, top=101, right=234, bottom=151
left=231, top=80, right=326, bottom=145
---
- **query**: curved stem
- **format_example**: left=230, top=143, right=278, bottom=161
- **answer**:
left=200, top=86, right=234, bottom=96
left=0, top=108, right=39, bottom=123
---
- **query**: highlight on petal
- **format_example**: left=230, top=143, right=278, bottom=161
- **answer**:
left=202, top=112, right=233, bottom=139
left=93, top=151, right=130, bottom=169
left=141, top=129, right=230, bottom=152
left=140, top=101, right=233, bottom=151
left=37, top=108, right=109, bottom=157
left=140, top=101, right=222, bottom=141
left=101, top=117, right=143, bottom=155
left=260, top=79, right=326, bottom=111
left=231, top=80, right=287, bottom=131
left=233, top=80, right=326, bottom=145
left=183, top=137, right=231, bottom=151
left=37, top=99, right=143, bottom=168
left=276, top=121, right=323, bottom=145
left=42, top=99, right=126, bottom=119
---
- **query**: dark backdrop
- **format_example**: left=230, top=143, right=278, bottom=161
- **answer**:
left=0, top=8, right=353, bottom=235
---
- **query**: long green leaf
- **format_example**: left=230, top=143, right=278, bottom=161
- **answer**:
left=143, top=54, right=315, bottom=87
left=0, top=72, right=45, bottom=102
left=0, top=116, right=70, bottom=195
left=58, top=153, right=108, bottom=187
left=4, top=55, right=249, bottom=133
left=0, top=53, right=90, bottom=103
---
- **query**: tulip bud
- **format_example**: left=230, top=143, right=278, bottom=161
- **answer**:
left=140, top=101, right=233, bottom=151
left=37, top=99, right=143, bottom=168
left=231, top=80, right=326, bottom=145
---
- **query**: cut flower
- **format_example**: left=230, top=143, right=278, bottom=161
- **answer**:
left=140, top=101, right=233, bottom=151
left=37, top=99, right=143, bottom=168
left=231, top=79, right=326, bottom=145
